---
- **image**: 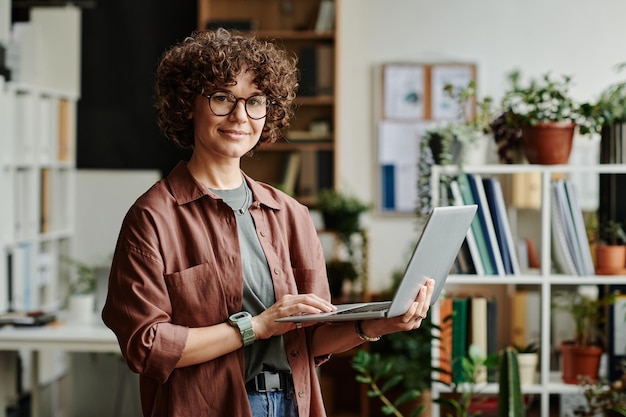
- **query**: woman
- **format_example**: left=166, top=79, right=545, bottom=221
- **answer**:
left=102, top=28, right=434, bottom=417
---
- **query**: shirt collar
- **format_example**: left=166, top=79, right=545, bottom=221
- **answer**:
left=166, top=161, right=282, bottom=210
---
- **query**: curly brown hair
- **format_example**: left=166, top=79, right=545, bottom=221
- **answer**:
left=154, top=29, right=299, bottom=149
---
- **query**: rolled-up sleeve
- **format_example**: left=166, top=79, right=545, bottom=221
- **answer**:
left=102, top=208, right=189, bottom=383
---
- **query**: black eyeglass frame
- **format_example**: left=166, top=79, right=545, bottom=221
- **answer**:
left=204, top=91, right=276, bottom=120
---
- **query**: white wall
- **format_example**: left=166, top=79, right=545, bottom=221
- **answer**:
left=337, top=0, right=626, bottom=292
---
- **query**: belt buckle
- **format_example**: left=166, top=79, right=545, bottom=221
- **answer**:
left=258, top=371, right=282, bottom=392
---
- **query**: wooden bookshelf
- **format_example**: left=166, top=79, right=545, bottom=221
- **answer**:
left=197, top=0, right=338, bottom=203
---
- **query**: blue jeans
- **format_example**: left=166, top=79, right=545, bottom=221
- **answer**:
left=247, top=387, right=299, bottom=417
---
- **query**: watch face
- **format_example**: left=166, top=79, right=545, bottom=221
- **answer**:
left=229, top=312, right=255, bottom=346
left=228, top=311, right=252, bottom=323
left=230, top=311, right=251, bottom=323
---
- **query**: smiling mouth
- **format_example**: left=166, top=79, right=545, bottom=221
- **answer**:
left=221, top=129, right=249, bottom=137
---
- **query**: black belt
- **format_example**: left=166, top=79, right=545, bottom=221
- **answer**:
left=245, top=371, right=291, bottom=392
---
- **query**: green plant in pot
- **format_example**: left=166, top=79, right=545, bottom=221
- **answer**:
left=553, top=285, right=615, bottom=384
left=62, top=256, right=98, bottom=297
left=417, top=81, right=494, bottom=216
left=491, top=70, right=591, bottom=165
left=512, top=342, right=539, bottom=386
left=62, top=256, right=103, bottom=324
left=316, top=188, right=371, bottom=241
left=353, top=343, right=505, bottom=417
left=579, top=62, right=626, bottom=138
left=325, top=259, right=358, bottom=299
left=574, top=359, right=626, bottom=417
left=596, top=219, right=626, bottom=275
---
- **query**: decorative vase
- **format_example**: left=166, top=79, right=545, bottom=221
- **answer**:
left=560, top=341, right=603, bottom=384
left=517, top=352, right=539, bottom=385
left=595, top=244, right=626, bottom=275
left=521, top=122, right=575, bottom=164
left=68, top=293, right=96, bottom=324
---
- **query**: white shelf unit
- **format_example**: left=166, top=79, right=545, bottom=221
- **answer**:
left=429, top=163, right=626, bottom=417
left=0, top=3, right=80, bottom=317
left=0, top=81, right=77, bottom=314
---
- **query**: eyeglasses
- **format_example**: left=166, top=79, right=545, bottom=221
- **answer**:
left=204, top=92, right=273, bottom=120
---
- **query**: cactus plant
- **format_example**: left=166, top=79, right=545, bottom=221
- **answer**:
left=498, top=346, right=525, bottom=417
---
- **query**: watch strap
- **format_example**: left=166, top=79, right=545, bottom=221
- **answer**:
left=229, top=312, right=255, bottom=347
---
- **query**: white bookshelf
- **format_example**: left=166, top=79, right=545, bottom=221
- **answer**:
left=429, top=163, right=626, bottom=417
left=0, top=6, right=81, bottom=406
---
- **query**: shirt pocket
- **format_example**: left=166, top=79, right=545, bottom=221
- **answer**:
left=164, top=262, right=228, bottom=326
left=292, top=267, right=327, bottom=296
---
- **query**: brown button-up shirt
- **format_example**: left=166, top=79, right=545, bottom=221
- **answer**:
left=102, top=162, right=331, bottom=417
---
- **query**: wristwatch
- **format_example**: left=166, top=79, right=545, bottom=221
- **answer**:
left=228, top=311, right=255, bottom=347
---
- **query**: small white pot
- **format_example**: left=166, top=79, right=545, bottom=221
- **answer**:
left=68, top=293, right=96, bottom=324
left=517, top=352, right=539, bottom=385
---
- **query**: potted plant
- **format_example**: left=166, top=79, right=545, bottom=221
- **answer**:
left=315, top=188, right=371, bottom=243
left=553, top=285, right=616, bottom=384
left=316, top=188, right=371, bottom=299
left=63, top=256, right=107, bottom=323
left=513, top=342, right=539, bottom=386
left=417, top=81, right=494, bottom=216
left=491, top=70, right=591, bottom=165
left=574, top=360, right=626, bottom=417
left=596, top=219, right=626, bottom=275
left=352, top=344, right=503, bottom=417
left=579, top=62, right=626, bottom=138
left=325, top=259, right=359, bottom=300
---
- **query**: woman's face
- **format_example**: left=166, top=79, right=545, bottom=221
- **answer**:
left=190, top=69, right=266, bottom=164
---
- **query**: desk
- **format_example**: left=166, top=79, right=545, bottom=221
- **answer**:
left=0, top=315, right=120, bottom=417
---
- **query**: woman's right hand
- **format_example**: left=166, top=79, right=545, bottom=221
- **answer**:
left=251, top=294, right=335, bottom=340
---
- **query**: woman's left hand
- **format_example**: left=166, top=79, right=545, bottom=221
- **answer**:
left=361, top=277, right=435, bottom=337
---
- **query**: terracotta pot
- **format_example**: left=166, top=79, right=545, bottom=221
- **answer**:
left=595, top=244, right=626, bottom=275
left=521, top=122, right=575, bottom=164
left=560, top=341, right=603, bottom=384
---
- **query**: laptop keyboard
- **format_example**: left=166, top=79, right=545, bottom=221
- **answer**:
left=334, top=302, right=391, bottom=315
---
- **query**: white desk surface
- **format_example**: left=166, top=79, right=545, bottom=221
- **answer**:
left=0, top=314, right=120, bottom=353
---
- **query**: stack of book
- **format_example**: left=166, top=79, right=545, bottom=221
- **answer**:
left=448, top=173, right=521, bottom=276
left=550, top=179, right=595, bottom=276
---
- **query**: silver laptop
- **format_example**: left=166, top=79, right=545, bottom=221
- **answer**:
left=277, top=204, right=477, bottom=322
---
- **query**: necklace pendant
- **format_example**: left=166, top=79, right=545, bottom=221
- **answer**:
left=237, top=208, right=245, bottom=215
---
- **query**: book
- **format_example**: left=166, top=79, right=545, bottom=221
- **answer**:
left=608, top=290, right=626, bottom=382
left=298, top=150, right=318, bottom=198
left=470, top=296, right=488, bottom=383
left=525, top=291, right=541, bottom=345
left=0, top=310, right=56, bottom=326
left=553, top=180, right=585, bottom=275
left=486, top=298, right=498, bottom=382
left=510, top=290, right=528, bottom=348
left=468, top=174, right=505, bottom=276
left=510, top=172, right=541, bottom=209
left=449, top=179, right=484, bottom=275
left=316, top=44, right=334, bottom=96
left=438, top=297, right=454, bottom=384
left=451, top=297, right=469, bottom=383
left=457, top=173, right=495, bottom=275
left=381, top=164, right=396, bottom=211
left=298, top=46, right=318, bottom=96
left=40, top=168, right=51, bottom=233
left=58, top=98, right=71, bottom=161
left=550, top=182, right=578, bottom=275
left=317, top=150, right=333, bottom=190
left=281, top=152, right=301, bottom=196
left=314, top=0, right=335, bottom=32
left=483, top=176, right=521, bottom=275
left=564, top=180, right=595, bottom=276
